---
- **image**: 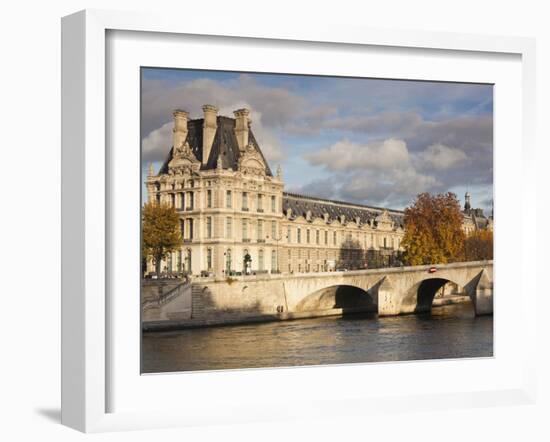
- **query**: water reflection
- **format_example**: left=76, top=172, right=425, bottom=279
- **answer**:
left=142, top=303, right=492, bottom=373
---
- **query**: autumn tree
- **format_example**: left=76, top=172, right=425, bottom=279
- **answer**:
left=401, top=192, right=465, bottom=265
left=142, top=201, right=182, bottom=276
left=464, top=229, right=493, bottom=261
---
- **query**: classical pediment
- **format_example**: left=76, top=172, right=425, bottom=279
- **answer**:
left=168, top=141, right=201, bottom=174
left=238, top=144, right=266, bottom=176
left=375, top=210, right=394, bottom=230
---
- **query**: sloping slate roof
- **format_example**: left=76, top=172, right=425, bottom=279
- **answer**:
left=462, top=209, right=491, bottom=230
left=158, top=116, right=272, bottom=176
left=282, top=192, right=404, bottom=227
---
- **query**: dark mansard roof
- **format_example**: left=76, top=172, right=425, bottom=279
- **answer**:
left=158, top=116, right=273, bottom=176
left=282, top=192, right=405, bottom=228
left=463, top=207, right=492, bottom=229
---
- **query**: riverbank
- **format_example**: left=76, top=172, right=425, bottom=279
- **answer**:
left=142, top=295, right=474, bottom=332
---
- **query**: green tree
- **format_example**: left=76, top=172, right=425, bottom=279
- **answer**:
left=142, top=202, right=182, bottom=276
left=464, top=229, right=493, bottom=261
left=401, top=192, right=465, bottom=265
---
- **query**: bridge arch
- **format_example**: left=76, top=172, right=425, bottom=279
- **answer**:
left=295, top=284, right=376, bottom=315
left=403, top=276, right=473, bottom=313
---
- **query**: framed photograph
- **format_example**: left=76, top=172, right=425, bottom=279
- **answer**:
left=61, top=9, right=537, bottom=432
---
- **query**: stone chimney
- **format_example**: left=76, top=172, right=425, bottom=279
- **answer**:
left=234, top=108, right=250, bottom=150
left=173, top=109, right=189, bottom=150
left=202, top=105, right=218, bottom=165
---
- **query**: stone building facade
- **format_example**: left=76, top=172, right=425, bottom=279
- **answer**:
left=145, top=105, right=491, bottom=277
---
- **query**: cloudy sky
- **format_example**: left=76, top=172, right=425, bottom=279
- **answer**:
left=141, top=68, right=493, bottom=212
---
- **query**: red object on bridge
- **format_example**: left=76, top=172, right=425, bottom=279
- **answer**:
left=428, top=266, right=437, bottom=273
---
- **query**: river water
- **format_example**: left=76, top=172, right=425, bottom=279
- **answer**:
left=141, top=303, right=493, bottom=373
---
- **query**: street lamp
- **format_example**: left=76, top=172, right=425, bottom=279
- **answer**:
left=224, top=251, right=232, bottom=276
left=243, top=253, right=252, bottom=275
left=267, top=232, right=286, bottom=274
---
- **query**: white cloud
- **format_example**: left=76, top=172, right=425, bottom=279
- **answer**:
left=301, top=138, right=443, bottom=207
left=306, top=138, right=411, bottom=172
left=142, top=121, right=173, bottom=163
left=416, top=143, right=468, bottom=170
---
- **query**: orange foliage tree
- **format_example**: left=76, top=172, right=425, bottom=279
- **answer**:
left=142, top=202, right=182, bottom=275
left=464, top=229, right=493, bottom=261
left=401, top=192, right=465, bottom=265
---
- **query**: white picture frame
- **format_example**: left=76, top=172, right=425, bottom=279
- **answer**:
left=61, top=9, right=537, bottom=433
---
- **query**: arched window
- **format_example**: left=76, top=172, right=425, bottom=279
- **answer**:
left=185, top=249, right=192, bottom=273
left=177, top=250, right=182, bottom=272
left=205, top=217, right=212, bottom=238
left=242, top=249, right=249, bottom=273
left=258, top=249, right=264, bottom=271
left=167, top=253, right=172, bottom=272
left=226, top=190, right=232, bottom=208
left=225, top=249, right=232, bottom=273
left=271, top=250, right=277, bottom=272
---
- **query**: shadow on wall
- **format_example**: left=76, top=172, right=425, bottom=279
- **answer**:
left=193, top=284, right=276, bottom=320
left=337, top=238, right=402, bottom=270
left=295, top=285, right=377, bottom=315
left=337, top=239, right=365, bottom=270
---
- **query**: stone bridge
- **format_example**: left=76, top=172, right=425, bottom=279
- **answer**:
left=143, top=261, right=493, bottom=329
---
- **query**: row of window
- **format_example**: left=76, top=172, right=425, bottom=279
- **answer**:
left=162, top=192, right=194, bottom=210
left=160, top=190, right=278, bottom=212
left=167, top=248, right=278, bottom=272
left=207, top=190, right=277, bottom=212
left=179, top=217, right=400, bottom=248
left=222, top=248, right=277, bottom=272
left=165, top=245, right=391, bottom=275
left=289, top=226, right=399, bottom=249
left=179, top=217, right=279, bottom=241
